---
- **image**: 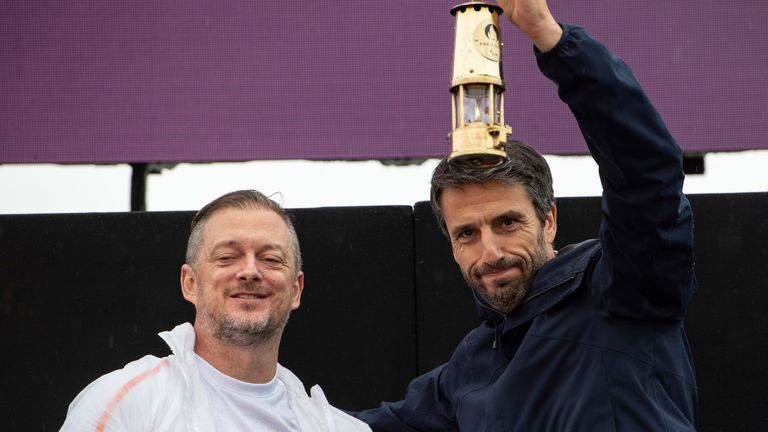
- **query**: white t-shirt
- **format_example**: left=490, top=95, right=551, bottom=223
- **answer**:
left=195, top=354, right=301, bottom=432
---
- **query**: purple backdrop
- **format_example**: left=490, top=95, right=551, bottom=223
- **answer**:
left=1, top=0, right=766, bottom=163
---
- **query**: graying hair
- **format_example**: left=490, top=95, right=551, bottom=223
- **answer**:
left=430, top=140, right=555, bottom=236
left=185, top=190, right=302, bottom=274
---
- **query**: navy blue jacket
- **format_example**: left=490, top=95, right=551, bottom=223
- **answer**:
left=357, top=25, right=697, bottom=431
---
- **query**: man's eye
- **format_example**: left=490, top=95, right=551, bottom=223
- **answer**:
left=263, top=256, right=284, bottom=265
left=458, top=229, right=475, bottom=239
left=502, top=218, right=518, bottom=228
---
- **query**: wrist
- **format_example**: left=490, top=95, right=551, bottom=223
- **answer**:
left=527, top=19, right=563, bottom=53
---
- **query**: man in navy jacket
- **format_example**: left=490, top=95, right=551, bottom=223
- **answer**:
left=356, top=0, right=697, bottom=430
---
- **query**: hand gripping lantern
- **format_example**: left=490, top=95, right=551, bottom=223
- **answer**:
left=448, top=2, right=512, bottom=168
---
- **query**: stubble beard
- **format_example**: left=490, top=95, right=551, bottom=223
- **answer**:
left=207, top=309, right=291, bottom=348
left=465, top=230, right=550, bottom=314
left=199, top=283, right=292, bottom=348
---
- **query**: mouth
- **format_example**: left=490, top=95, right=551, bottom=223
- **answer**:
left=229, top=292, right=270, bottom=300
left=475, top=265, right=522, bottom=278
left=477, top=265, right=521, bottom=282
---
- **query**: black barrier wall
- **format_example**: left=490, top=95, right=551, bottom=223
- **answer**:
left=1, top=194, right=766, bottom=430
left=0, top=207, right=417, bottom=430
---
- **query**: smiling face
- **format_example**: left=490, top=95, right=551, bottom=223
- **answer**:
left=441, top=181, right=557, bottom=314
left=180, top=207, right=303, bottom=347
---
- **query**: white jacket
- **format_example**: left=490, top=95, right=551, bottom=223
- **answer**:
left=60, top=323, right=371, bottom=432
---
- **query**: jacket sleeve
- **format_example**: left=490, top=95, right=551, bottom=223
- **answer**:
left=354, top=364, right=459, bottom=432
left=60, top=356, right=171, bottom=432
left=537, top=25, right=696, bottom=320
left=60, top=372, right=136, bottom=432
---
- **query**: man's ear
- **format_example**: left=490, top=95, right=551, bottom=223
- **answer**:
left=290, top=271, right=305, bottom=311
left=180, top=264, right=197, bottom=306
left=545, top=204, right=558, bottom=245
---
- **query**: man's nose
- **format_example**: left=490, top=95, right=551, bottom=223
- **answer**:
left=479, top=232, right=504, bottom=263
left=236, top=256, right=263, bottom=281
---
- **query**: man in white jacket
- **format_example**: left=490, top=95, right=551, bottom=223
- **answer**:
left=61, top=190, right=371, bottom=432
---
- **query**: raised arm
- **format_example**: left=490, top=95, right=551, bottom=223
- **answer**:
left=496, top=0, right=562, bottom=52
left=498, top=0, right=695, bottom=319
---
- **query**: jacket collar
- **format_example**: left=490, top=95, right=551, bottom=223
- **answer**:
left=474, top=239, right=600, bottom=328
left=159, top=322, right=196, bottom=361
left=159, top=323, right=306, bottom=394
left=158, top=322, right=217, bottom=431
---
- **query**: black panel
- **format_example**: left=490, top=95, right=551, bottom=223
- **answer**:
left=413, top=202, right=476, bottom=373
left=685, top=193, right=768, bottom=431
left=0, top=206, right=416, bottom=430
left=0, top=211, right=195, bottom=430
left=2, top=194, right=767, bottom=431
left=282, top=206, right=417, bottom=410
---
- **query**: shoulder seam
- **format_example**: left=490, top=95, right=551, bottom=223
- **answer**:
left=94, top=358, right=170, bottom=431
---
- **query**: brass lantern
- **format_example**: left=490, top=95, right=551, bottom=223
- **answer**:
left=448, top=2, right=511, bottom=168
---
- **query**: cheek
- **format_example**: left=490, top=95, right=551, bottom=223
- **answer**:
left=452, top=244, right=476, bottom=272
left=208, top=271, right=232, bottom=289
left=519, top=229, right=541, bottom=250
left=212, top=267, right=238, bottom=282
left=262, top=272, right=281, bottom=285
left=263, top=271, right=292, bottom=291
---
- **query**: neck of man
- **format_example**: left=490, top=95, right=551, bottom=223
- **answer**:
left=193, top=327, right=283, bottom=384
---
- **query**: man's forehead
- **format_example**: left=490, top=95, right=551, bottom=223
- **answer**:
left=442, top=181, right=530, bottom=204
left=203, top=207, right=290, bottom=239
left=442, top=182, right=533, bottom=218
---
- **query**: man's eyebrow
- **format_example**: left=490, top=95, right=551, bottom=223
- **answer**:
left=491, top=210, right=526, bottom=224
left=208, top=239, right=287, bottom=254
left=259, top=243, right=288, bottom=254
left=209, top=239, right=241, bottom=250
left=449, top=209, right=528, bottom=238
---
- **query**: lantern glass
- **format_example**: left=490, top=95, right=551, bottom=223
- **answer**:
left=452, top=89, right=462, bottom=128
left=493, top=86, right=502, bottom=124
left=463, top=84, right=491, bottom=124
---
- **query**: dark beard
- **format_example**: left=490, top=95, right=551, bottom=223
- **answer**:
left=465, top=231, right=549, bottom=314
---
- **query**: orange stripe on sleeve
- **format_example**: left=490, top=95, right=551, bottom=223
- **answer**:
left=95, top=358, right=170, bottom=432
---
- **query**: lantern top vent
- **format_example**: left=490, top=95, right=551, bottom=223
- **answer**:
left=450, top=2, right=504, bottom=16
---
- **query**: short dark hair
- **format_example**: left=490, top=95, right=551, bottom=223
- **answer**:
left=185, top=190, right=302, bottom=273
left=430, top=140, right=555, bottom=236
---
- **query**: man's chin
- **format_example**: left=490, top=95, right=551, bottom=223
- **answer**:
left=475, top=282, right=528, bottom=314
left=224, top=314, right=272, bottom=334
